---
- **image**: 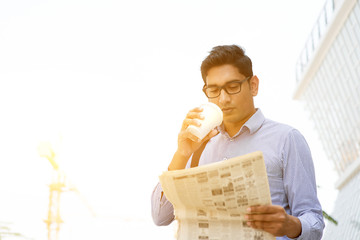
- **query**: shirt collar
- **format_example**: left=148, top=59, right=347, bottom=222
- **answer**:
left=245, top=108, right=265, bottom=135
left=217, top=108, right=265, bottom=138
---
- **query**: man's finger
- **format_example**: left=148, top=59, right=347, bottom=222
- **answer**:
left=247, top=205, right=281, bottom=214
left=181, top=119, right=202, bottom=130
left=247, top=220, right=266, bottom=229
left=247, top=220, right=279, bottom=230
left=186, top=111, right=204, bottom=120
left=203, top=129, right=219, bottom=141
left=181, top=130, right=201, bottom=143
left=246, top=221, right=280, bottom=236
left=245, top=213, right=277, bottom=222
left=184, top=119, right=202, bottom=127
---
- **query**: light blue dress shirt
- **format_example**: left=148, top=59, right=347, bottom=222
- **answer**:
left=152, top=109, right=325, bottom=239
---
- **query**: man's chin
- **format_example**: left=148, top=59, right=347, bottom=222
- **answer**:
left=223, top=116, right=238, bottom=124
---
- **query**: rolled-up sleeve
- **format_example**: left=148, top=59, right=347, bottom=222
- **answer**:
left=282, top=129, right=325, bottom=239
left=151, top=182, right=175, bottom=226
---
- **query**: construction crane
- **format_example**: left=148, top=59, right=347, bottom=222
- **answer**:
left=38, top=142, right=95, bottom=240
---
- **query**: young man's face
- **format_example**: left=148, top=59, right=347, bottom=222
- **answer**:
left=205, top=64, right=258, bottom=127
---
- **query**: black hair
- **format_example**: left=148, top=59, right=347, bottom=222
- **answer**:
left=200, top=45, right=253, bottom=83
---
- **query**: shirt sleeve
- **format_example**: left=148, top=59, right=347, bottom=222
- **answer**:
left=151, top=182, right=175, bottom=226
left=151, top=155, right=193, bottom=226
left=282, top=129, right=325, bottom=240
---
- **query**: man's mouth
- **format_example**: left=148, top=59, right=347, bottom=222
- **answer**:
left=221, top=107, right=234, bottom=113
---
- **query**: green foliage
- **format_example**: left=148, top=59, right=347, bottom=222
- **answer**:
left=323, top=210, right=338, bottom=225
left=0, top=222, right=31, bottom=240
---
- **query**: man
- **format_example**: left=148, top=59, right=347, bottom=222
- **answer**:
left=151, top=45, right=324, bottom=239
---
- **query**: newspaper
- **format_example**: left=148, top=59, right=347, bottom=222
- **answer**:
left=159, top=151, right=275, bottom=240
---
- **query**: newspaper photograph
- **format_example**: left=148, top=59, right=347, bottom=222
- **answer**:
left=159, top=151, right=275, bottom=240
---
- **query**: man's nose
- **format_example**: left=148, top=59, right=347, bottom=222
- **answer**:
left=219, top=89, right=231, bottom=103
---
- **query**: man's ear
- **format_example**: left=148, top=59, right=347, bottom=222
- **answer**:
left=250, top=75, right=259, bottom=96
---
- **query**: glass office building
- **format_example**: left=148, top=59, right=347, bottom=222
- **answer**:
left=294, top=0, right=360, bottom=238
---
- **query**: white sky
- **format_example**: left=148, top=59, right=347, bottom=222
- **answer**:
left=0, top=0, right=339, bottom=239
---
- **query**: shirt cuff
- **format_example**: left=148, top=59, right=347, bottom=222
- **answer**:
left=290, top=215, right=311, bottom=240
left=151, top=183, right=163, bottom=218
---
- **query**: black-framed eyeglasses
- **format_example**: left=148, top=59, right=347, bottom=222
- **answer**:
left=202, top=76, right=252, bottom=98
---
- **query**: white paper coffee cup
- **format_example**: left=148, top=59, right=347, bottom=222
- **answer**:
left=187, top=102, right=223, bottom=140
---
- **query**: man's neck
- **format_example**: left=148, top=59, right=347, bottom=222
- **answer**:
left=224, top=122, right=244, bottom=138
left=224, top=109, right=257, bottom=138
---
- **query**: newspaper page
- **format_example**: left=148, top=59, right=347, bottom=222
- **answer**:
left=159, top=151, right=275, bottom=240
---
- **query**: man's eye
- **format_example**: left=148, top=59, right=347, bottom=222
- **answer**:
left=227, top=83, right=240, bottom=90
left=208, top=88, right=219, bottom=93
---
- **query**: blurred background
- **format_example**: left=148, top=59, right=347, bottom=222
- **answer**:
left=0, top=0, right=340, bottom=239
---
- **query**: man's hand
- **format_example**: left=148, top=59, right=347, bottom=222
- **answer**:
left=177, top=106, right=218, bottom=158
left=168, top=106, right=219, bottom=171
left=245, top=205, right=302, bottom=238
